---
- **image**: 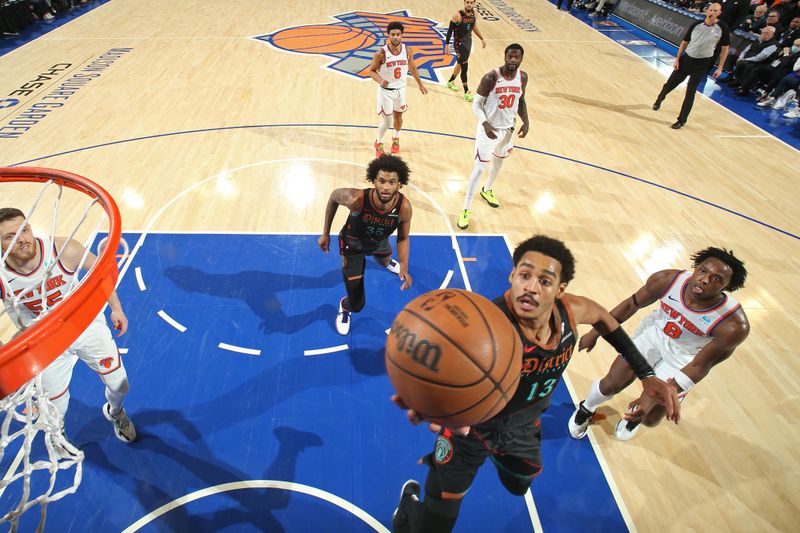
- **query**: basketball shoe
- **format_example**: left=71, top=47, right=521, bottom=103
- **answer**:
left=386, top=258, right=401, bottom=274
left=567, top=401, right=595, bottom=439
left=392, top=479, right=421, bottom=533
left=479, top=188, right=499, bottom=208
left=103, top=403, right=137, bottom=442
left=447, top=80, right=458, bottom=91
left=336, top=297, right=351, bottom=335
left=614, top=419, right=641, bottom=440
left=464, top=91, right=474, bottom=103
left=48, top=428, right=81, bottom=459
left=391, top=138, right=400, bottom=154
left=374, top=142, right=386, bottom=158
left=456, top=209, right=471, bottom=230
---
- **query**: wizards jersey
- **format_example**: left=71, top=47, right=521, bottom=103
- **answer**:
left=490, top=292, right=578, bottom=419
left=339, top=189, right=405, bottom=255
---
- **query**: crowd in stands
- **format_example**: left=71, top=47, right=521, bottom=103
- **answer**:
left=1, top=0, right=94, bottom=36
left=566, top=0, right=800, bottom=118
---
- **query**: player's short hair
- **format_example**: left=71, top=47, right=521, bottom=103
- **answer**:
left=0, top=208, right=25, bottom=224
left=690, top=247, right=747, bottom=291
left=366, top=155, right=411, bottom=185
left=387, top=22, right=405, bottom=34
left=512, top=235, right=575, bottom=284
left=505, top=43, right=524, bottom=56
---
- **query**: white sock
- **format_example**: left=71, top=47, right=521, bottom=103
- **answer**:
left=583, top=379, right=614, bottom=412
left=393, top=129, right=400, bottom=140
left=376, top=116, right=391, bottom=143
left=463, top=160, right=486, bottom=210
left=484, top=156, right=504, bottom=191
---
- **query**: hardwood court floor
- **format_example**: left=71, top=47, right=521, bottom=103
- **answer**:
left=0, top=1, right=798, bottom=531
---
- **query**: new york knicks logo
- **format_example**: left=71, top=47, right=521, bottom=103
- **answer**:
left=100, top=357, right=114, bottom=369
left=254, top=10, right=455, bottom=82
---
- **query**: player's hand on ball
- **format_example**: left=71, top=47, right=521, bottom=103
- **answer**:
left=391, top=395, right=469, bottom=435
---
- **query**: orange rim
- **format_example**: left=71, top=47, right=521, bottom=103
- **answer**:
left=0, top=168, right=121, bottom=397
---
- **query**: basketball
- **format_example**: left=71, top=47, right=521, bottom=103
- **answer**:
left=270, top=25, right=378, bottom=54
left=385, top=289, right=522, bottom=428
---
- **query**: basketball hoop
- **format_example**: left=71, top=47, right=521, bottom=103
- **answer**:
left=0, top=167, right=122, bottom=531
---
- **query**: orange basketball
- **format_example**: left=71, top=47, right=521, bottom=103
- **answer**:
left=270, top=25, right=378, bottom=54
left=385, top=289, right=522, bottom=428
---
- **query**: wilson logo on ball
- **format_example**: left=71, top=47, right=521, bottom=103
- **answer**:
left=391, top=321, right=443, bottom=372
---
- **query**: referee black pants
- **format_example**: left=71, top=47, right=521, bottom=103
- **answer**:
left=656, top=54, right=714, bottom=123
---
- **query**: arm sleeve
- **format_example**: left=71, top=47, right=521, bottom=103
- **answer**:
left=472, top=94, right=488, bottom=124
left=446, top=21, right=456, bottom=45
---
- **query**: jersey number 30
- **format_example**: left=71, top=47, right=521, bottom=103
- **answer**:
left=498, top=94, right=516, bottom=109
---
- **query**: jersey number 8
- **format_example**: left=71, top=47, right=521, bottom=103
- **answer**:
left=663, top=321, right=682, bottom=339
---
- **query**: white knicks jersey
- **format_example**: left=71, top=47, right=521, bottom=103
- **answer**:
left=484, top=68, right=523, bottom=130
left=379, top=44, right=409, bottom=89
left=646, top=270, right=742, bottom=357
left=0, top=237, right=77, bottom=327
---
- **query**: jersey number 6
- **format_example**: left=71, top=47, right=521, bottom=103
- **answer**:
left=393, top=67, right=402, bottom=79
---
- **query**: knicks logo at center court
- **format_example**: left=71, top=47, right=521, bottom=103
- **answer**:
left=254, top=10, right=454, bottom=82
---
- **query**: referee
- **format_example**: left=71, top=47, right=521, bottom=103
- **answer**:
left=652, top=2, right=730, bottom=129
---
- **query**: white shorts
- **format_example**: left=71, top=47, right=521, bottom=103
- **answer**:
left=377, top=86, right=407, bottom=115
left=632, top=318, right=692, bottom=398
left=474, top=124, right=514, bottom=162
left=39, top=317, right=125, bottom=399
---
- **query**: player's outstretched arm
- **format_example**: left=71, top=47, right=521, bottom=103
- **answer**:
left=406, top=46, right=428, bottom=94
left=391, top=394, right=470, bottom=435
left=518, top=71, right=530, bottom=138
left=319, top=188, right=362, bottom=252
left=579, top=269, right=679, bottom=351
left=565, top=293, right=680, bottom=423
left=396, top=199, right=413, bottom=290
left=57, top=237, right=128, bottom=335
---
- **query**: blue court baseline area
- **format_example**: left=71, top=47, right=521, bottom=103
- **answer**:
left=8, top=233, right=627, bottom=532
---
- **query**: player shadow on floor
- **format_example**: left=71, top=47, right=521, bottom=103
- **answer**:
left=70, top=403, right=326, bottom=531
left=163, top=265, right=343, bottom=334
left=539, top=92, right=669, bottom=126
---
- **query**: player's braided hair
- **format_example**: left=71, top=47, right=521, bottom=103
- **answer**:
left=512, top=235, right=575, bottom=284
left=365, top=155, right=411, bottom=185
left=690, top=247, right=747, bottom=291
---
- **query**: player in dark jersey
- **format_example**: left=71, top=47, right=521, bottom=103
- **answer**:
left=445, top=0, right=486, bottom=102
left=318, top=155, right=413, bottom=336
left=390, top=235, right=681, bottom=533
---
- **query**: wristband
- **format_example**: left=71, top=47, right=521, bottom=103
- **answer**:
left=672, top=370, right=695, bottom=392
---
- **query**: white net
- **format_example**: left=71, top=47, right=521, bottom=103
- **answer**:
left=0, top=173, right=120, bottom=532
left=0, top=375, right=83, bottom=533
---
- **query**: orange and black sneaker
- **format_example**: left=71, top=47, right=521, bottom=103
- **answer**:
left=391, top=138, right=400, bottom=154
left=374, top=142, right=385, bottom=158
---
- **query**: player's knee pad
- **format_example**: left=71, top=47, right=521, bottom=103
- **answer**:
left=460, top=62, right=469, bottom=83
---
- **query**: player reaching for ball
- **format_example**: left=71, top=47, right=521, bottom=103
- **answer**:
left=318, top=155, right=413, bottom=336
left=390, top=234, right=681, bottom=533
